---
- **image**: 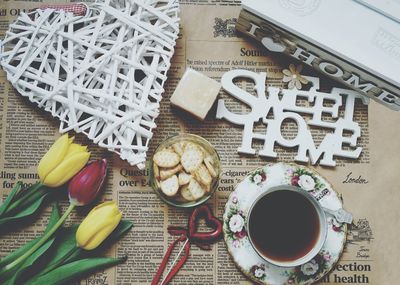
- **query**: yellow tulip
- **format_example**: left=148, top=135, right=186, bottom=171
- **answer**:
left=76, top=201, right=122, bottom=250
left=37, top=134, right=90, bottom=187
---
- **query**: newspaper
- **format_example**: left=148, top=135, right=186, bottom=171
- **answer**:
left=0, top=1, right=399, bottom=284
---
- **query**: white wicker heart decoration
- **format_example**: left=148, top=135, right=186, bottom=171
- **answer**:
left=0, top=0, right=180, bottom=169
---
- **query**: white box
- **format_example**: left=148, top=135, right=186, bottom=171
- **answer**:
left=237, top=0, right=400, bottom=111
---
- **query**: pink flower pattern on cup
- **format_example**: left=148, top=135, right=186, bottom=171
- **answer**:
left=250, top=264, right=266, bottom=280
left=249, top=169, right=267, bottom=185
left=224, top=199, right=247, bottom=247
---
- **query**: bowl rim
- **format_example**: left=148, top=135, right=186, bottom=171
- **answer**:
left=150, top=133, right=221, bottom=208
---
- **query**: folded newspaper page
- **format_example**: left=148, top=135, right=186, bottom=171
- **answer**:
left=0, top=1, right=399, bottom=284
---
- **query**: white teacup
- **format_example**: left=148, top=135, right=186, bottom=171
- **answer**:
left=246, top=185, right=328, bottom=267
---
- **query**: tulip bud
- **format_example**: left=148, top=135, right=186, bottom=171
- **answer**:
left=37, top=134, right=90, bottom=187
left=68, top=159, right=107, bottom=206
left=76, top=201, right=122, bottom=250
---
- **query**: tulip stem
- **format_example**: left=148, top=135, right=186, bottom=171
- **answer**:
left=3, top=203, right=75, bottom=272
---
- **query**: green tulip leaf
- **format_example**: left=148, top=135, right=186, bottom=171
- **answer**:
left=0, top=203, right=60, bottom=269
left=5, top=187, right=48, bottom=216
left=0, top=193, right=49, bottom=226
left=0, top=239, right=37, bottom=270
left=3, top=182, right=43, bottom=215
left=7, top=237, right=55, bottom=285
left=62, top=249, right=82, bottom=265
left=28, top=257, right=127, bottom=285
left=8, top=219, right=133, bottom=284
left=0, top=182, right=22, bottom=216
left=1, top=237, right=55, bottom=285
left=34, top=225, right=81, bottom=277
left=14, top=182, right=43, bottom=201
left=47, top=226, right=79, bottom=261
left=43, top=203, right=61, bottom=235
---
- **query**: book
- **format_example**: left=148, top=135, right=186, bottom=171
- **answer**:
left=236, top=0, right=400, bottom=111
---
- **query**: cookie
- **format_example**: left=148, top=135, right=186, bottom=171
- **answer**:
left=153, top=163, right=160, bottom=180
left=160, top=175, right=179, bottom=196
left=153, top=149, right=180, bottom=168
left=155, top=179, right=161, bottom=189
left=194, top=163, right=212, bottom=186
left=188, top=178, right=206, bottom=200
left=181, top=146, right=204, bottom=173
left=180, top=185, right=196, bottom=201
left=185, top=142, right=206, bottom=155
left=203, top=182, right=211, bottom=193
left=178, top=171, right=191, bottom=185
left=204, top=156, right=217, bottom=178
left=172, top=142, right=186, bottom=156
left=184, top=142, right=198, bottom=151
left=160, top=164, right=183, bottom=180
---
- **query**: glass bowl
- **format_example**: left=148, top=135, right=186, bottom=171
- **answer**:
left=150, top=133, right=221, bottom=208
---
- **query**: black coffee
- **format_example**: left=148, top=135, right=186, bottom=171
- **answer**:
left=248, top=190, right=320, bottom=262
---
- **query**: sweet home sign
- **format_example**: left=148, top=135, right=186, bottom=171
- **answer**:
left=216, top=69, right=368, bottom=167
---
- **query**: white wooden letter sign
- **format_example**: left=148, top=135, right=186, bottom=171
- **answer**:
left=216, top=69, right=368, bottom=167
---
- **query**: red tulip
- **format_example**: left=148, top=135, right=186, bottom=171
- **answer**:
left=68, top=159, right=107, bottom=206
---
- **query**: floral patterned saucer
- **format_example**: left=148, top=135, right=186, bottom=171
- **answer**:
left=223, top=163, right=347, bottom=285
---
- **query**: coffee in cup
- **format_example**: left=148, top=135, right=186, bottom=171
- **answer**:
left=247, top=185, right=327, bottom=267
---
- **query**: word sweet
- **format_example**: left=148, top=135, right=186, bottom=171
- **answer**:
left=216, top=70, right=368, bottom=167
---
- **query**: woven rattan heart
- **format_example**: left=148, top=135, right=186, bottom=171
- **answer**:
left=0, top=0, right=179, bottom=169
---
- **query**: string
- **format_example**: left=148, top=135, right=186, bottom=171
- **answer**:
left=160, top=238, right=189, bottom=285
